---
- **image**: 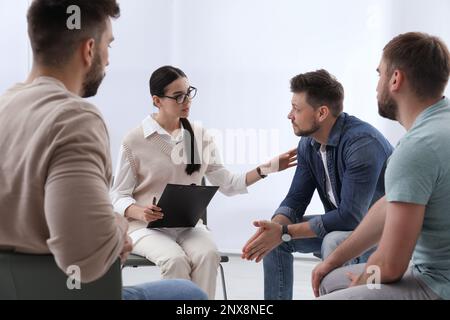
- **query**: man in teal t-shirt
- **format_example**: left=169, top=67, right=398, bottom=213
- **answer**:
left=385, top=97, right=450, bottom=299
left=311, top=32, right=450, bottom=300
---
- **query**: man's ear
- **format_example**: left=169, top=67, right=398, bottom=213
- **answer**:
left=81, top=38, right=96, bottom=68
left=390, top=69, right=404, bottom=92
left=318, top=106, right=330, bottom=121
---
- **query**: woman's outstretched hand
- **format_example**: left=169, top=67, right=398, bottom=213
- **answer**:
left=261, top=148, right=298, bottom=174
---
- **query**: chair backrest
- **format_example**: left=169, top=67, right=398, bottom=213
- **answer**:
left=0, top=251, right=122, bottom=300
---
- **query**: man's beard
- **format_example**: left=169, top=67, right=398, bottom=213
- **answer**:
left=81, top=52, right=105, bottom=98
left=294, top=120, right=320, bottom=137
left=378, top=84, right=398, bottom=121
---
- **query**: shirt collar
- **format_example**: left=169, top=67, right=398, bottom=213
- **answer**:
left=411, top=97, right=449, bottom=129
left=24, top=76, right=69, bottom=91
left=310, top=113, right=347, bottom=150
left=142, top=114, right=185, bottom=141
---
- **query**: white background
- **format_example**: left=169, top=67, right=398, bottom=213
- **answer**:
left=1, top=0, right=449, bottom=252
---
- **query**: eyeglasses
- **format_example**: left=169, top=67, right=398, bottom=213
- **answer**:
left=160, top=86, right=198, bottom=104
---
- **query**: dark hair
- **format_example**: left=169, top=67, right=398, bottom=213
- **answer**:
left=383, top=32, right=450, bottom=100
left=290, top=69, right=344, bottom=117
left=27, top=0, right=120, bottom=67
left=149, top=66, right=201, bottom=176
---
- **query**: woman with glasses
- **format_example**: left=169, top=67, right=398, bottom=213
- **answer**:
left=110, top=66, right=297, bottom=299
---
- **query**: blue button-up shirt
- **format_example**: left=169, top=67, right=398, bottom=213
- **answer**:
left=275, top=113, right=394, bottom=238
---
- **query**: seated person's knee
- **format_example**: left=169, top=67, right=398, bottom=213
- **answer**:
left=191, top=248, right=220, bottom=266
left=321, top=231, right=352, bottom=260
left=160, top=254, right=191, bottom=275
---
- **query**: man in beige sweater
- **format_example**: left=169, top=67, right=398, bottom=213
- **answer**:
left=0, top=0, right=206, bottom=300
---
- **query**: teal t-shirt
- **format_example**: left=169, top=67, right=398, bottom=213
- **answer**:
left=385, top=98, right=450, bottom=299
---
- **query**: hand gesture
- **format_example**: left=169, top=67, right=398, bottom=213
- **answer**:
left=241, top=220, right=283, bottom=263
left=261, top=148, right=297, bottom=175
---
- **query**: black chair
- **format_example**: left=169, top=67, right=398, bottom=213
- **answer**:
left=0, top=251, right=122, bottom=300
left=122, top=180, right=230, bottom=300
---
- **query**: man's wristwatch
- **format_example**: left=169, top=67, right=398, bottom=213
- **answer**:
left=256, top=166, right=267, bottom=179
left=281, top=225, right=292, bottom=242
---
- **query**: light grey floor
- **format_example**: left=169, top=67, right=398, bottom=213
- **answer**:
left=122, top=254, right=320, bottom=300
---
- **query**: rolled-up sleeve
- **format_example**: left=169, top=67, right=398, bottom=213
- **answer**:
left=307, top=215, right=328, bottom=239
left=273, top=141, right=316, bottom=224
left=45, top=107, right=125, bottom=283
left=319, top=137, right=388, bottom=236
left=110, top=145, right=137, bottom=215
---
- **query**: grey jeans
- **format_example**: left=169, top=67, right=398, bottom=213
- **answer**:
left=318, top=264, right=441, bottom=300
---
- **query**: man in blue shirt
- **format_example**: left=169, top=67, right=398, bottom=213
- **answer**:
left=312, top=33, right=450, bottom=300
left=242, top=69, right=393, bottom=300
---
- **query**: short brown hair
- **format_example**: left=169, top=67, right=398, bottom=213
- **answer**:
left=27, top=0, right=120, bottom=67
left=290, top=69, right=344, bottom=117
left=383, top=32, right=450, bottom=99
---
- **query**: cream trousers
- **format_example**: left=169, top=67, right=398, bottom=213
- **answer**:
left=132, top=225, right=220, bottom=299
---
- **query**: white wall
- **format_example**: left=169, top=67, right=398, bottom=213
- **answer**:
left=170, top=0, right=450, bottom=251
left=1, top=0, right=449, bottom=252
left=171, top=0, right=392, bottom=251
left=88, top=0, right=176, bottom=160
left=0, top=0, right=30, bottom=91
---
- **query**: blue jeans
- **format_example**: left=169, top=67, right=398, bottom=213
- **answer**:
left=122, top=279, right=208, bottom=300
left=263, top=217, right=374, bottom=300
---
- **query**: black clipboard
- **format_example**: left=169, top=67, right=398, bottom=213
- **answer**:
left=147, top=184, right=219, bottom=228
